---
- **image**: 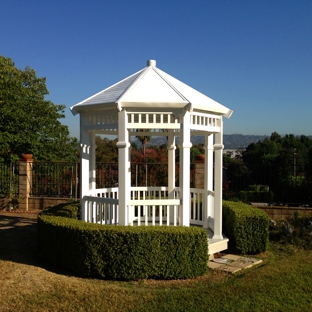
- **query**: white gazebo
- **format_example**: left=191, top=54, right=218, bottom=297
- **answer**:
left=70, top=60, right=233, bottom=254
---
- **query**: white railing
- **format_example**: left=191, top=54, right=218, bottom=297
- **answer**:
left=82, top=187, right=119, bottom=224
left=190, top=188, right=206, bottom=226
left=129, top=186, right=181, bottom=226
left=81, top=186, right=212, bottom=227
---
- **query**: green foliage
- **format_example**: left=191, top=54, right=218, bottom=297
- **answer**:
left=270, top=214, right=312, bottom=250
left=243, top=133, right=312, bottom=171
left=223, top=200, right=269, bottom=254
left=39, top=200, right=80, bottom=219
left=95, top=136, right=118, bottom=162
left=282, top=175, right=306, bottom=187
left=135, top=129, right=151, bottom=155
left=0, top=55, right=78, bottom=162
left=38, top=202, right=208, bottom=280
left=38, top=215, right=208, bottom=280
left=238, top=190, right=274, bottom=203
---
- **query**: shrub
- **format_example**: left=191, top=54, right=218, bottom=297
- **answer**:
left=238, top=190, right=274, bottom=203
left=39, top=200, right=80, bottom=219
left=37, top=211, right=208, bottom=280
left=223, top=200, right=269, bottom=254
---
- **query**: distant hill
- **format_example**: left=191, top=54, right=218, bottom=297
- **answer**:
left=139, top=134, right=268, bottom=150
left=223, top=134, right=268, bottom=149
left=137, top=134, right=312, bottom=150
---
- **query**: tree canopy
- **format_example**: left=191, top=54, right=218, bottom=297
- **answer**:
left=242, top=132, right=312, bottom=169
left=0, top=55, right=78, bottom=162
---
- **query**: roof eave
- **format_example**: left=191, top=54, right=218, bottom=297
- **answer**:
left=70, top=102, right=118, bottom=115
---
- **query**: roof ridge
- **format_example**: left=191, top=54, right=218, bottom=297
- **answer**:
left=152, top=67, right=191, bottom=107
left=116, top=66, right=151, bottom=104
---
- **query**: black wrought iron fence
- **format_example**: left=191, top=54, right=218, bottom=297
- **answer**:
left=224, top=163, right=312, bottom=205
left=96, top=163, right=185, bottom=188
left=31, top=162, right=80, bottom=198
left=0, top=162, right=19, bottom=197
left=2, top=160, right=311, bottom=204
left=96, top=163, right=118, bottom=188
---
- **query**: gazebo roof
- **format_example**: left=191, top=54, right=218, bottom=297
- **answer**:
left=70, top=60, right=233, bottom=118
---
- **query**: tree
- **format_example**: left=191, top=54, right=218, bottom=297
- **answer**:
left=135, top=129, right=151, bottom=186
left=135, top=129, right=151, bottom=155
left=0, top=55, right=78, bottom=162
left=242, top=132, right=312, bottom=203
left=95, top=136, right=118, bottom=162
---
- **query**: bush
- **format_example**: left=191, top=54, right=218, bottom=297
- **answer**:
left=39, top=200, right=80, bottom=219
left=37, top=205, right=208, bottom=280
left=223, top=200, right=269, bottom=254
left=269, top=213, right=312, bottom=250
left=238, top=190, right=274, bottom=203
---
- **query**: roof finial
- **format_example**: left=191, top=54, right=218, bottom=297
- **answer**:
left=147, top=60, right=156, bottom=67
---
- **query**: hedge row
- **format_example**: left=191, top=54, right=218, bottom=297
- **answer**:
left=37, top=213, right=208, bottom=280
left=222, top=200, right=269, bottom=254
left=39, top=200, right=80, bottom=219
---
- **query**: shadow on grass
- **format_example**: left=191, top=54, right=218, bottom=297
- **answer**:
left=0, top=213, right=72, bottom=276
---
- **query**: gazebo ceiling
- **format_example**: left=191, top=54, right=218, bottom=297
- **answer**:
left=70, top=60, right=233, bottom=118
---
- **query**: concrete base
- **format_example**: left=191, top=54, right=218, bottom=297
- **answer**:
left=206, top=228, right=229, bottom=255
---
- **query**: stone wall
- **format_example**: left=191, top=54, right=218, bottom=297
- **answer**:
left=256, top=205, right=312, bottom=220
left=28, top=197, right=75, bottom=210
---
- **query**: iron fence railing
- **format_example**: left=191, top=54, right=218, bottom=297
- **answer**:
left=31, top=162, right=80, bottom=198
left=1, top=160, right=311, bottom=205
left=224, top=164, right=312, bottom=205
left=0, top=162, right=19, bottom=197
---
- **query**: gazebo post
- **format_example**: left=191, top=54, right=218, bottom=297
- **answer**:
left=90, top=131, right=96, bottom=193
left=167, top=130, right=176, bottom=224
left=180, top=109, right=191, bottom=226
left=117, top=109, right=130, bottom=226
left=90, top=132, right=97, bottom=222
left=204, top=133, right=214, bottom=229
left=80, top=114, right=92, bottom=222
left=213, top=118, right=224, bottom=239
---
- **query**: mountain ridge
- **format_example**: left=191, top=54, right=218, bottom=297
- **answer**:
left=141, top=134, right=312, bottom=150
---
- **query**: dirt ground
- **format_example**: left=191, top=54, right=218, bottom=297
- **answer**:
left=0, top=211, right=40, bottom=266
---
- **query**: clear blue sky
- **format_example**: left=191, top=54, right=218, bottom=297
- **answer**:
left=1, top=0, right=312, bottom=138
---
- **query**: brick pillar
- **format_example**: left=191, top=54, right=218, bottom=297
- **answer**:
left=19, top=154, right=33, bottom=211
left=195, top=155, right=205, bottom=189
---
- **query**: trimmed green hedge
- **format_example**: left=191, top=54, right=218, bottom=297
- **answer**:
left=223, top=200, right=269, bottom=254
left=39, top=200, right=80, bottom=219
left=37, top=214, right=208, bottom=280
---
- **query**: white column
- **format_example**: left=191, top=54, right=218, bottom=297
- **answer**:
left=116, top=109, right=130, bottom=226
left=80, top=113, right=92, bottom=222
left=90, top=131, right=96, bottom=194
left=167, top=130, right=176, bottom=224
left=179, top=110, right=191, bottom=226
left=204, top=133, right=214, bottom=229
left=213, top=117, right=224, bottom=239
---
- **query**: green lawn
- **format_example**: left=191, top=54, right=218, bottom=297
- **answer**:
left=0, top=213, right=311, bottom=312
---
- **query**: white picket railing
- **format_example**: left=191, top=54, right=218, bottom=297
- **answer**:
left=129, top=186, right=180, bottom=226
left=82, top=187, right=119, bottom=224
left=190, top=188, right=206, bottom=225
left=81, top=186, right=211, bottom=227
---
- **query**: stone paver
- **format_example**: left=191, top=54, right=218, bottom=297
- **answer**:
left=208, top=254, right=263, bottom=273
left=215, top=264, right=242, bottom=273
left=221, top=254, right=241, bottom=261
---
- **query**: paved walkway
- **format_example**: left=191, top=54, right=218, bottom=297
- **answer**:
left=208, top=254, right=263, bottom=273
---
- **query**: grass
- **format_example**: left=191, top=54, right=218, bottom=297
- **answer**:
left=0, top=212, right=312, bottom=311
